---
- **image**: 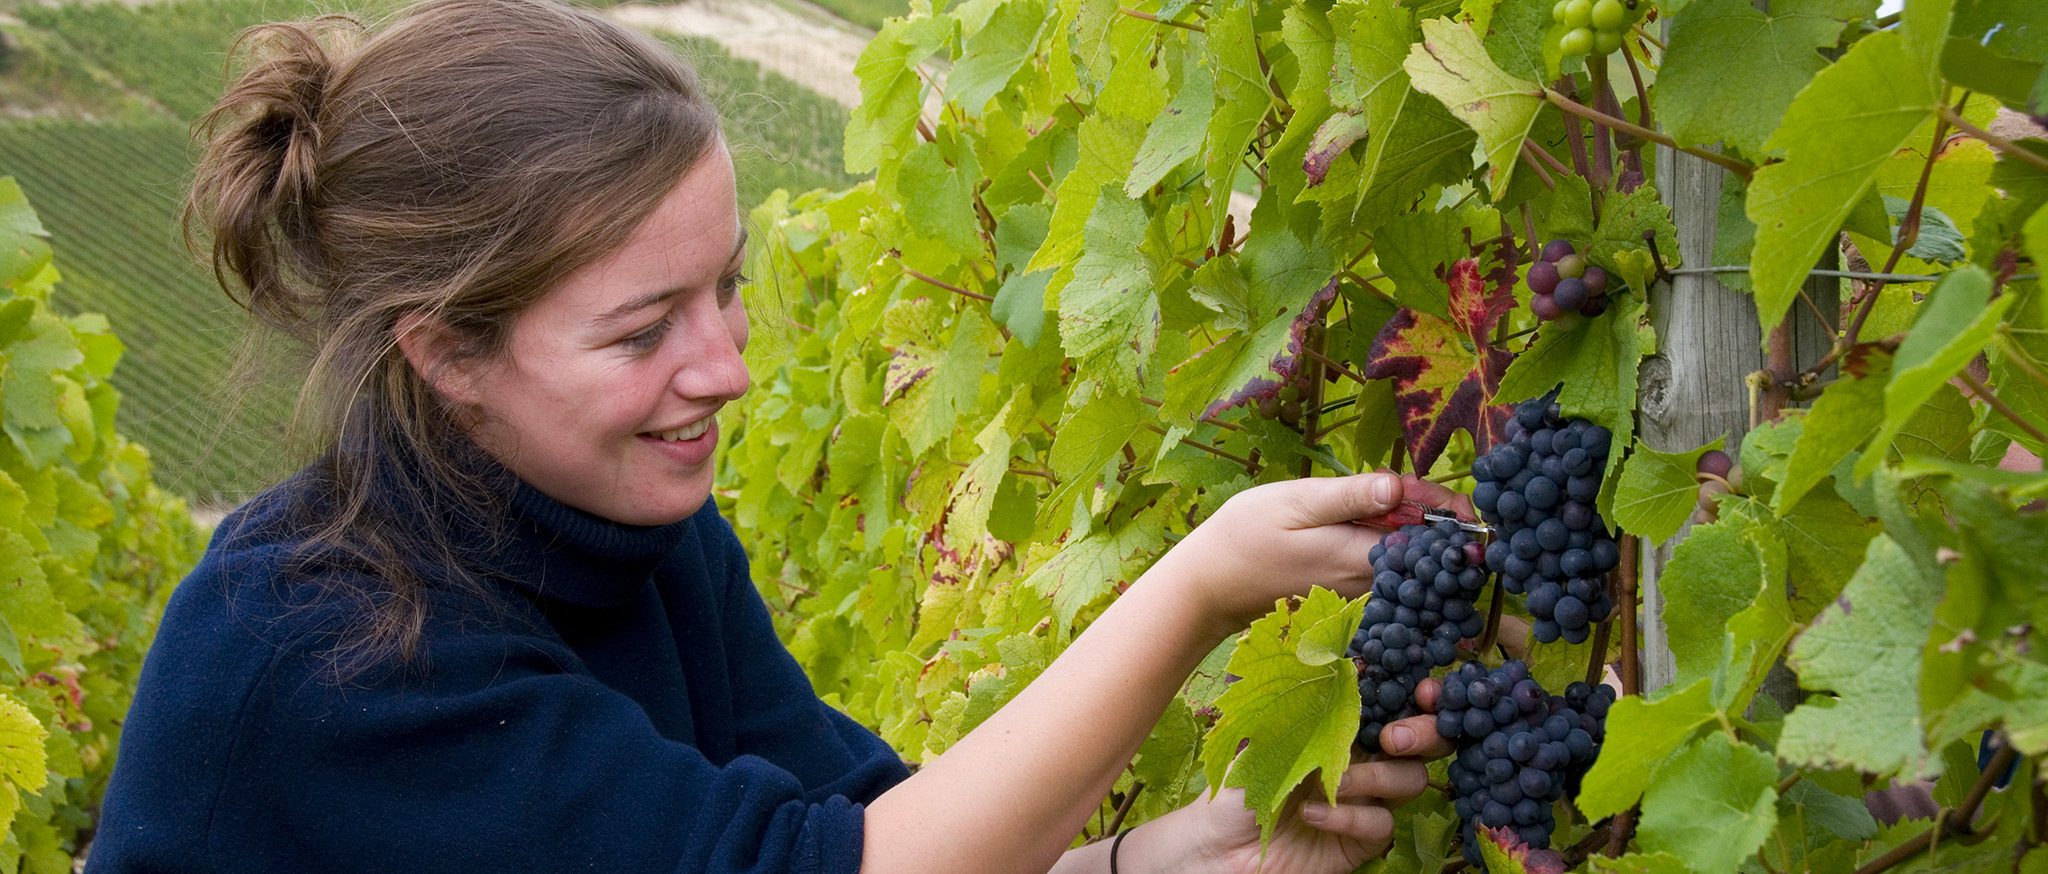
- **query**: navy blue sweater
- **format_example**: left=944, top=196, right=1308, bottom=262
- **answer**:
left=89, top=458, right=908, bottom=872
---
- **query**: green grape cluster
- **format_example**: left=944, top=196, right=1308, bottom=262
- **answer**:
left=1552, top=0, right=1639, bottom=59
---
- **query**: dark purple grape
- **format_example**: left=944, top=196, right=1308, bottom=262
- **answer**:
left=1580, top=265, right=1609, bottom=295
left=1541, top=239, right=1576, bottom=261
left=1697, top=449, right=1734, bottom=478
left=1553, top=277, right=1587, bottom=311
left=1528, top=260, right=1560, bottom=296
left=1531, top=293, right=1563, bottom=320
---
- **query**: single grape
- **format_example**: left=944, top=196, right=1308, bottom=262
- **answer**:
left=1527, top=260, right=1560, bottom=296
left=1696, top=449, right=1734, bottom=479
left=1590, top=0, right=1626, bottom=29
left=1553, top=253, right=1586, bottom=280
left=1562, top=0, right=1593, bottom=27
left=1560, top=27, right=1594, bottom=55
left=1551, top=0, right=1572, bottom=21
left=1540, top=239, right=1576, bottom=262
left=1531, top=293, right=1564, bottom=321
left=1593, top=28, right=1625, bottom=55
left=1580, top=265, right=1609, bottom=295
left=1553, top=277, right=1587, bottom=311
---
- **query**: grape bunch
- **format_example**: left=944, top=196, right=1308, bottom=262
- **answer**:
left=1690, top=449, right=1744, bottom=525
left=1472, top=395, right=1619, bottom=644
left=1525, top=239, right=1612, bottom=321
left=1348, top=519, right=1490, bottom=751
left=1253, top=368, right=1317, bottom=428
left=1437, top=660, right=1615, bottom=868
left=1551, top=0, right=1641, bottom=59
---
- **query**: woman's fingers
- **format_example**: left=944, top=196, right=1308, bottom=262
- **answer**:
left=1334, top=759, right=1429, bottom=803
left=1396, top=473, right=1476, bottom=518
left=1378, top=713, right=1456, bottom=760
left=1298, top=802, right=1395, bottom=849
left=1268, top=472, right=1404, bottom=528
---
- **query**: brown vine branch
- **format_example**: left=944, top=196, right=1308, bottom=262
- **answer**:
left=1618, top=536, right=1639, bottom=695
left=1541, top=88, right=1755, bottom=179
left=1476, top=570, right=1507, bottom=656
left=1302, top=347, right=1370, bottom=387
left=1854, top=745, right=2020, bottom=874
left=1523, top=138, right=1573, bottom=181
left=894, top=257, right=994, bottom=303
left=1106, top=781, right=1145, bottom=835
left=1585, top=616, right=1613, bottom=687
left=1943, top=104, right=2048, bottom=175
left=1588, top=64, right=1616, bottom=190
left=1139, top=395, right=1244, bottom=432
left=1518, top=139, right=1560, bottom=190
left=1555, top=78, right=1598, bottom=209
left=1621, top=40, right=1652, bottom=131
left=1959, top=369, right=2048, bottom=444
left=1144, top=423, right=1259, bottom=473
left=1311, top=413, right=1361, bottom=442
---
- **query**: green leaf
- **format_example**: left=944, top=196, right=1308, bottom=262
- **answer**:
left=1577, top=677, right=1716, bottom=821
left=1057, top=190, right=1158, bottom=396
left=1403, top=19, right=1544, bottom=200
left=1657, top=0, right=1857, bottom=158
left=1774, top=351, right=1889, bottom=512
left=1658, top=517, right=1788, bottom=696
left=1612, top=439, right=1719, bottom=546
left=1636, top=733, right=1780, bottom=874
left=1745, top=25, right=1943, bottom=336
left=897, top=141, right=984, bottom=255
left=1331, top=0, right=1476, bottom=228
left=1856, top=266, right=2016, bottom=479
left=1203, top=0, right=1271, bottom=238
left=0, top=694, right=45, bottom=831
left=991, top=269, right=1053, bottom=347
left=946, top=387, right=1027, bottom=546
left=947, top=0, right=1049, bottom=115
left=1028, top=114, right=1146, bottom=272
left=1125, top=40, right=1213, bottom=196
left=1201, top=588, right=1368, bottom=843
left=1779, top=535, right=1942, bottom=778
left=1496, top=293, right=1644, bottom=513
left=845, top=15, right=953, bottom=174
left=1781, top=778, right=1879, bottom=843
left=1020, top=509, right=1163, bottom=627
left=1585, top=854, right=1694, bottom=874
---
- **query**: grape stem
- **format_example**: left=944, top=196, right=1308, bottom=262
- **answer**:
left=1302, top=346, right=1370, bottom=388
left=1587, top=64, right=1615, bottom=190
left=1540, top=88, right=1755, bottom=179
left=1959, top=369, right=2048, bottom=444
left=1138, top=395, right=1244, bottom=432
left=1103, top=781, right=1145, bottom=836
left=894, top=257, right=995, bottom=303
left=1517, top=140, right=1561, bottom=190
left=1142, top=423, right=1260, bottom=473
left=1521, top=138, right=1575, bottom=182
left=1854, top=745, right=2020, bottom=874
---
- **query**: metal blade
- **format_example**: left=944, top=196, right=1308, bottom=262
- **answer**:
left=1420, top=511, right=1494, bottom=536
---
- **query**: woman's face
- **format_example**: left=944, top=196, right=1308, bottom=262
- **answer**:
left=460, top=143, right=750, bottom=526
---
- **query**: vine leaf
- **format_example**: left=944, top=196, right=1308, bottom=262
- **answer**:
left=1854, top=266, right=2015, bottom=480
left=1331, top=0, right=1476, bottom=226
left=1577, top=677, right=1715, bottom=821
left=1126, top=43, right=1213, bottom=196
left=844, top=15, right=953, bottom=174
left=1200, top=588, right=1367, bottom=845
left=1059, top=191, right=1159, bottom=397
left=1402, top=18, right=1543, bottom=200
left=1779, top=535, right=1943, bottom=779
left=945, top=0, right=1048, bottom=117
left=1656, top=0, right=1855, bottom=158
left=1362, top=258, right=1514, bottom=472
left=1745, top=5, right=1947, bottom=336
left=1496, top=293, right=1645, bottom=514
left=0, top=693, right=46, bottom=830
left=1657, top=513, right=1794, bottom=708
left=1019, top=509, right=1163, bottom=627
left=1611, top=438, right=1721, bottom=546
left=1773, top=351, right=1890, bottom=514
left=1636, top=733, right=1780, bottom=874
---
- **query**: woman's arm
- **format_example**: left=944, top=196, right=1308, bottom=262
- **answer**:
left=859, top=473, right=1432, bottom=873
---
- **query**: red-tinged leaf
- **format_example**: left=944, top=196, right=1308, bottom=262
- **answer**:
left=1361, top=256, right=1514, bottom=471
left=1305, top=112, right=1368, bottom=186
left=1477, top=825, right=1565, bottom=874
left=1202, top=279, right=1342, bottom=420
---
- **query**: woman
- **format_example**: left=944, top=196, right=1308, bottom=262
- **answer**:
left=88, top=0, right=1451, bottom=870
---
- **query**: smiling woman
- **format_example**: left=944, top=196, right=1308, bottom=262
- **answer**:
left=84, top=1, right=1457, bottom=872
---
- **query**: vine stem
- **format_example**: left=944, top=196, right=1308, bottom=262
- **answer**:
left=1998, top=333, right=2048, bottom=391
left=1618, top=536, right=1640, bottom=695
left=1854, top=745, right=2021, bottom=874
left=1555, top=78, right=1598, bottom=209
left=1475, top=570, right=1507, bottom=656
left=1523, top=138, right=1574, bottom=181
left=1303, top=347, right=1370, bottom=387
left=1942, top=104, right=2048, bottom=175
left=1144, top=423, right=1259, bottom=473
left=1117, top=6, right=1204, bottom=31
left=1426, top=469, right=1469, bottom=485
left=1105, top=781, right=1145, bottom=835
left=1139, top=396, right=1244, bottom=432
left=1588, top=63, right=1615, bottom=190
left=895, top=259, right=994, bottom=303
left=1311, top=413, right=1360, bottom=442
left=1541, top=88, right=1755, bottom=179
left=1518, top=140, right=1561, bottom=190
left=1960, top=370, right=2048, bottom=443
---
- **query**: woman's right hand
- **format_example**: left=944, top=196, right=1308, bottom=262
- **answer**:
left=1150, top=472, right=1473, bottom=641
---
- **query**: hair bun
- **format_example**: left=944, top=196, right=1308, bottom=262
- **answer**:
left=187, top=14, right=361, bottom=330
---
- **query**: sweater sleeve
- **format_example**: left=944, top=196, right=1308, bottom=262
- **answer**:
left=706, top=515, right=911, bottom=804
left=202, top=601, right=875, bottom=874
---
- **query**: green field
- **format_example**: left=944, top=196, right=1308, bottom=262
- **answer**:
left=0, top=0, right=853, bottom=504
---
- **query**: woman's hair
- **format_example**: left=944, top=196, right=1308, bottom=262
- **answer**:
left=184, top=0, right=724, bottom=680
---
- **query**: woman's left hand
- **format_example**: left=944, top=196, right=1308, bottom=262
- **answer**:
left=1127, top=687, right=1454, bottom=874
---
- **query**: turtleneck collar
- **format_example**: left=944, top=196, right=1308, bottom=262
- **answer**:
left=364, top=430, right=697, bottom=610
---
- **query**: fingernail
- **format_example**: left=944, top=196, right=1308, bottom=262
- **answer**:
left=1373, top=475, right=1399, bottom=504
left=1301, top=802, right=1331, bottom=824
left=1388, top=725, right=1416, bottom=752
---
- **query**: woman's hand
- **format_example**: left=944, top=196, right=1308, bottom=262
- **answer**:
left=1149, top=472, right=1475, bottom=639
left=1125, top=681, right=1455, bottom=874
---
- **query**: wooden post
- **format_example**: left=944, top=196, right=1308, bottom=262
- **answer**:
left=1638, top=150, right=1837, bottom=694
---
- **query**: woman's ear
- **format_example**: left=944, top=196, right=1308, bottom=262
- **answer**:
left=393, top=312, right=483, bottom=408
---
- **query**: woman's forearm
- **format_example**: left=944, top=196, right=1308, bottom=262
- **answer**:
left=860, top=551, right=1221, bottom=874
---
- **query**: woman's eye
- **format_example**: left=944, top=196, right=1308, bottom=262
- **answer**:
left=718, top=272, right=751, bottom=303
left=621, top=316, right=671, bottom=353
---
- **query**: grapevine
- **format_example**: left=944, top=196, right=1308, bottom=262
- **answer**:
left=1473, top=395, right=1618, bottom=645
